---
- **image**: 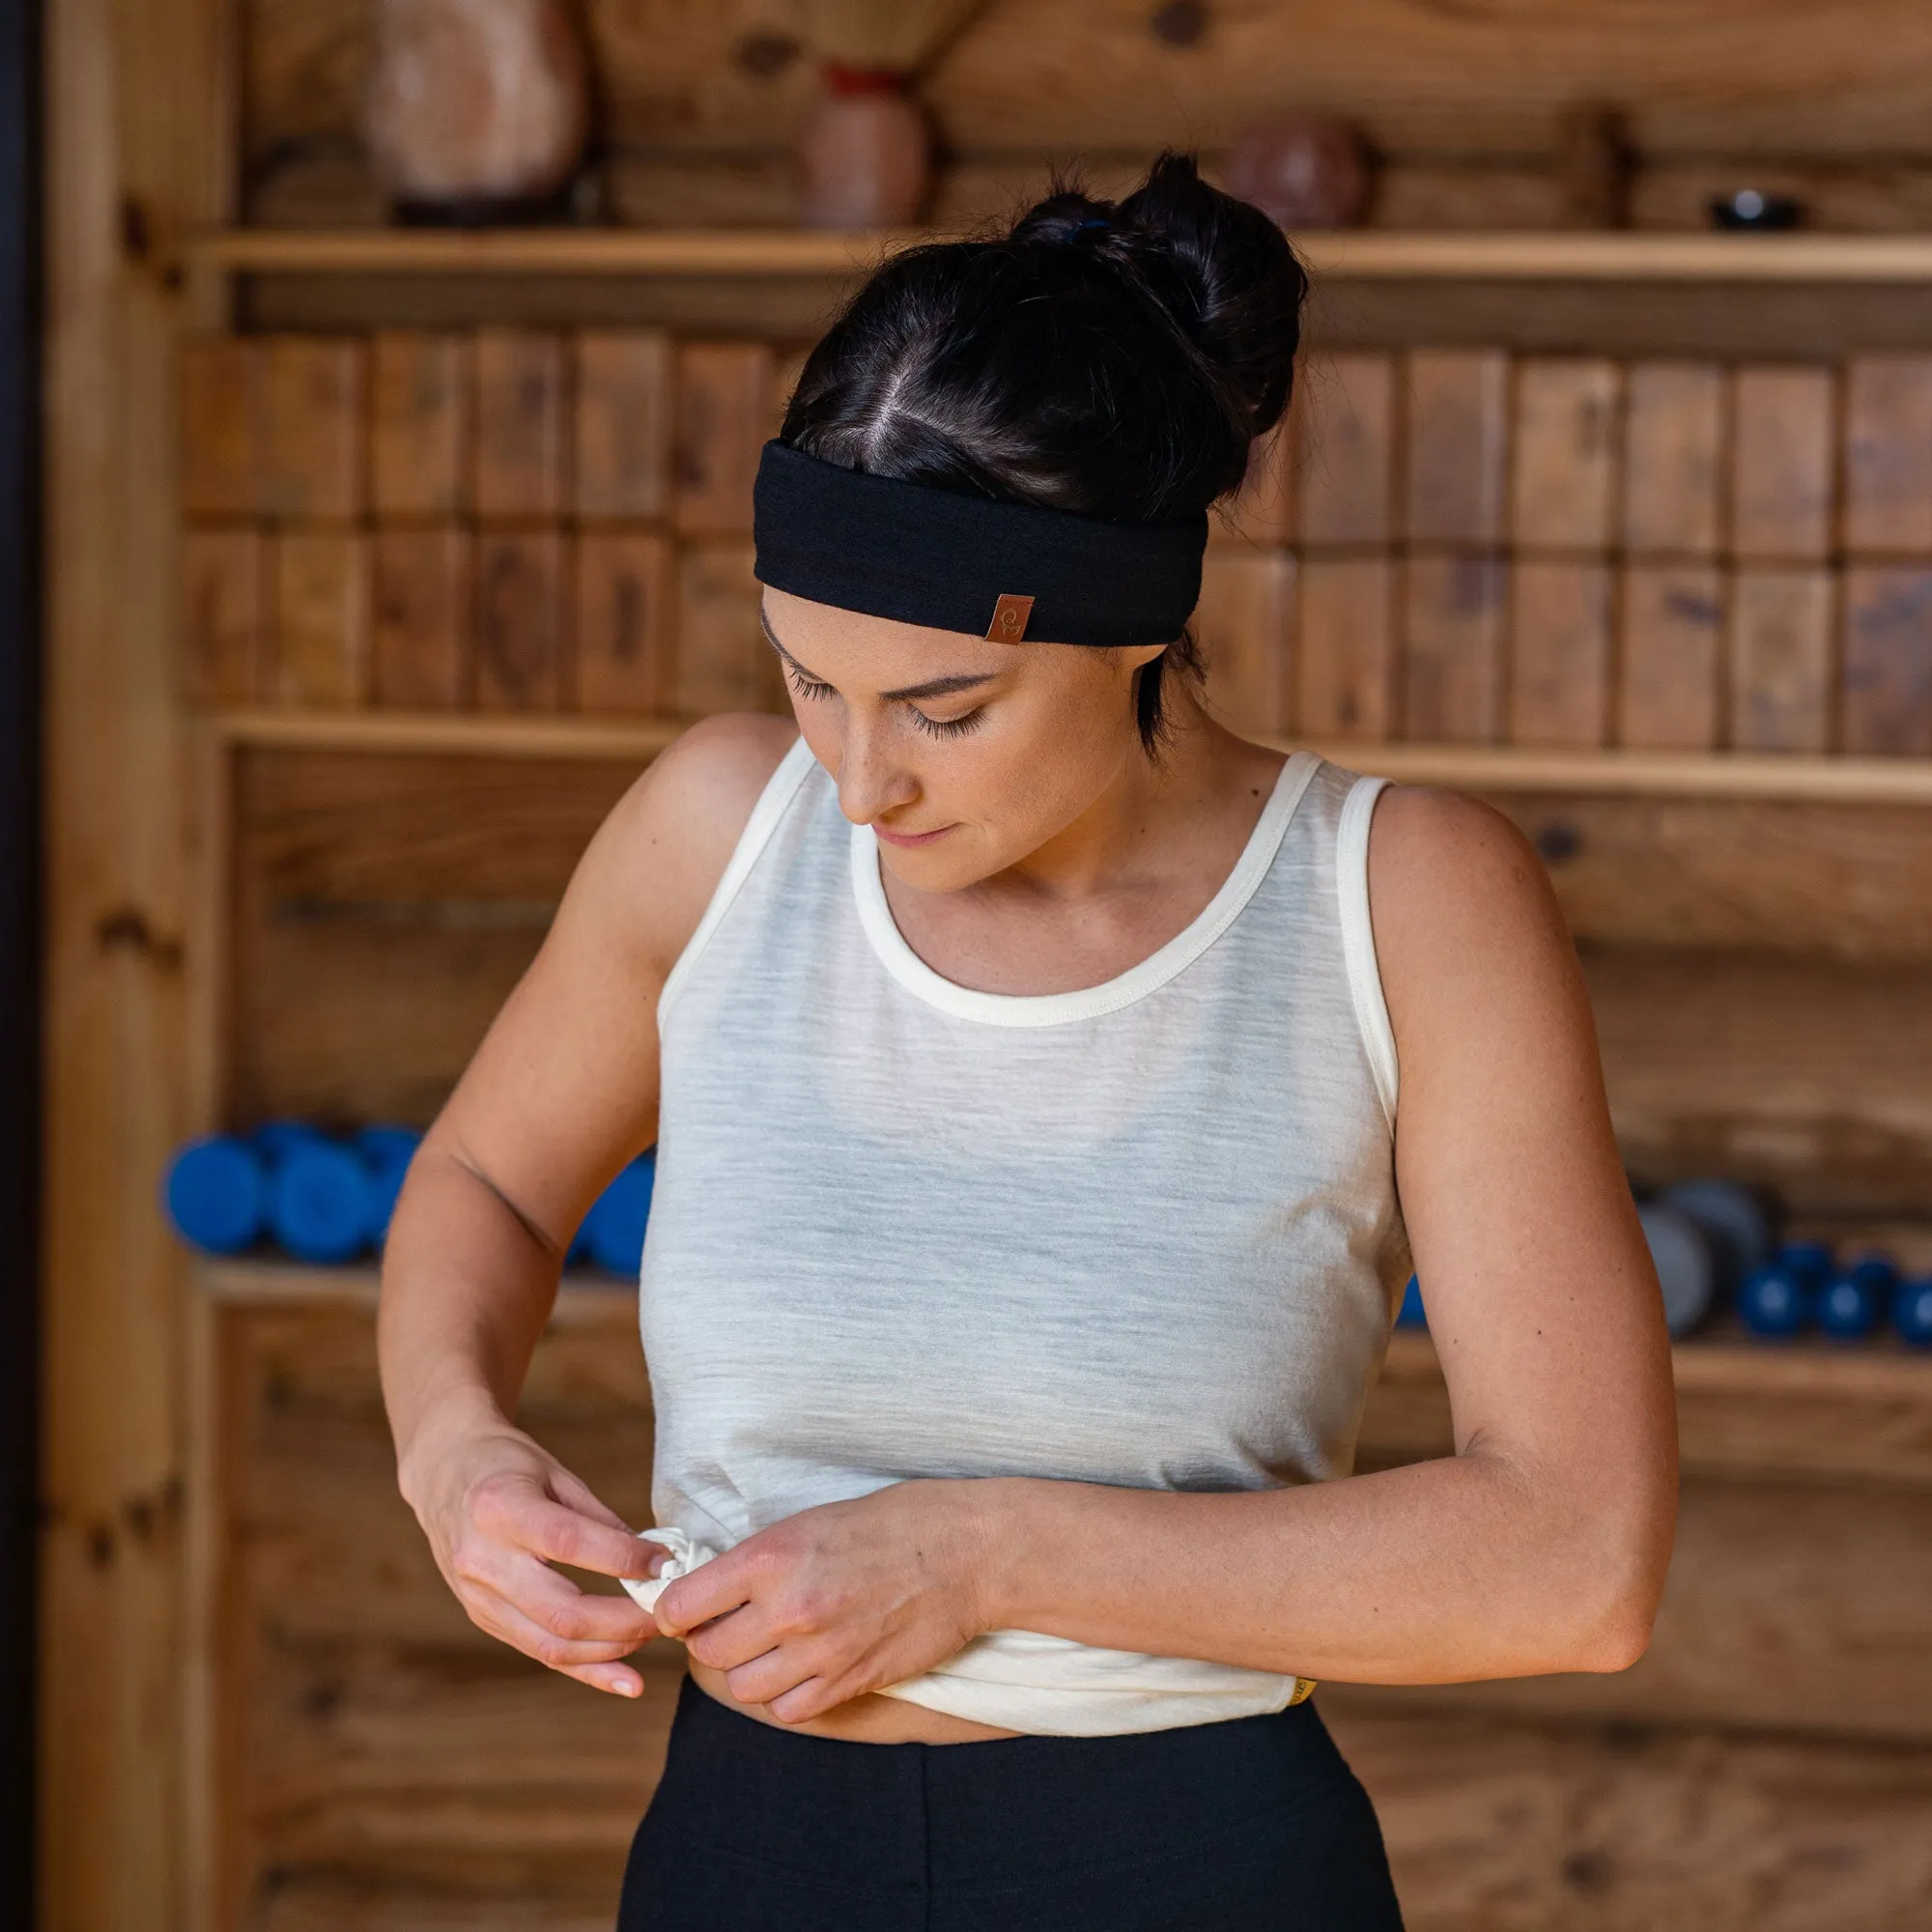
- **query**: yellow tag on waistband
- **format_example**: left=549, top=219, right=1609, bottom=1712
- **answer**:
left=1290, top=1677, right=1317, bottom=1705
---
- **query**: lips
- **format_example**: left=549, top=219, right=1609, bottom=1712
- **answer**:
left=874, top=822, right=952, bottom=848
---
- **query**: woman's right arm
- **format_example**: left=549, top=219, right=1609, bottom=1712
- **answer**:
left=377, top=713, right=797, bottom=1697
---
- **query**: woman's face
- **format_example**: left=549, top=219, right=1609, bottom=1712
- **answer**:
left=760, top=587, right=1168, bottom=892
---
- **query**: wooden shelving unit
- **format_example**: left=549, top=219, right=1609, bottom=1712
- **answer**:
left=195, top=1256, right=1932, bottom=1487
left=212, top=706, right=1932, bottom=803
left=186, top=225, right=1932, bottom=285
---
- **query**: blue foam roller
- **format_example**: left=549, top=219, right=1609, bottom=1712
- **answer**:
left=1639, top=1203, right=1716, bottom=1338
left=1894, top=1278, right=1932, bottom=1348
left=1656, top=1179, right=1773, bottom=1293
left=269, top=1137, right=375, bottom=1264
left=163, top=1136, right=267, bottom=1255
left=1737, top=1262, right=1813, bottom=1338
left=583, top=1151, right=656, bottom=1277
left=1395, top=1275, right=1426, bottom=1328
left=355, top=1124, right=423, bottom=1244
left=1817, top=1270, right=1883, bottom=1341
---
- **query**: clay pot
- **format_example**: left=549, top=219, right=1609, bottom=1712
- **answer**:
left=365, top=0, right=590, bottom=223
left=796, top=68, right=932, bottom=229
left=1225, top=117, right=1373, bottom=231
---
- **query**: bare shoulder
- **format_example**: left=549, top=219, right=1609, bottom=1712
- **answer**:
left=1362, top=784, right=1582, bottom=1043
left=559, top=712, right=801, bottom=980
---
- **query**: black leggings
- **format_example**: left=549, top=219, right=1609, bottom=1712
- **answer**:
left=617, top=1674, right=1404, bottom=1931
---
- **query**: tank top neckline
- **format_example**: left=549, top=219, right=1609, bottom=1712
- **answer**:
left=846, top=749, right=1322, bottom=1029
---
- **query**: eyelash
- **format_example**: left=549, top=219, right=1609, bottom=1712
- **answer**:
left=784, top=664, right=985, bottom=740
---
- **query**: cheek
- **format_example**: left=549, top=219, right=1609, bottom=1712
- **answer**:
left=953, top=691, right=1126, bottom=845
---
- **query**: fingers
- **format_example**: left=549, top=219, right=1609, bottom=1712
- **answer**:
left=467, top=1583, right=652, bottom=1698
left=450, top=1532, right=661, bottom=1649
left=469, top=1474, right=659, bottom=1580
left=653, top=1551, right=759, bottom=1636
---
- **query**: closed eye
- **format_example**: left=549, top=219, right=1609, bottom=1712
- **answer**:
left=782, top=661, right=837, bottom=704
left=907, top=705, right=985, bottom=740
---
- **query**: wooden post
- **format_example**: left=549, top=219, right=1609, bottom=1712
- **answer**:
left=44, top=0, right=236, bottom=1922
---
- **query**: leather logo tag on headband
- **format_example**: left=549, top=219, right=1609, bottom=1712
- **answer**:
left=986, top=593, right=1035, bottom=641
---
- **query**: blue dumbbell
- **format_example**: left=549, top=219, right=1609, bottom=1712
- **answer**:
left=1395, top=1274, right=1426, bottom=1329
left=1818, top=1254, right=1896, bottom=1342
left=163, top=1135, right=269, bottom=1255
left=355, top=1123, right=423, bottom=1246
left=267, top=1133, right=376, bottom=1264
left=252, top=1118, right=331, bottom=1164
left=583, top=1151, right=657, bottom=1277
left=1737, top=1241, right=1833, bottom=1338
left=1893, top=1277, right=1932, bottom=1348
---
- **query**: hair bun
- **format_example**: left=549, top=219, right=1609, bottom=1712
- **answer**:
left=1010, top=153, right=1308, bottom=445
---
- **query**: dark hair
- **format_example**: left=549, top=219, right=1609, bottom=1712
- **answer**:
left=779, top=152, right=1309, bottom=751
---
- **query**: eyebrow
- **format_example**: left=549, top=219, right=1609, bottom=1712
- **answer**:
left=758, top=607, right=1001, bottom=703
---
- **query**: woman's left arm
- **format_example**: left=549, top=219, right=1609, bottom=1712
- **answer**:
left=653, top=787, right=1679, bottom=1719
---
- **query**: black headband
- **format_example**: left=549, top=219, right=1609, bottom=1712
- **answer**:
left=752, top=440, right=1207, bottom=647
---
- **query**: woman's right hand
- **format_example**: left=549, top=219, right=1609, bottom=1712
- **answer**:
left=399, top=1401, right=664, bottom=1698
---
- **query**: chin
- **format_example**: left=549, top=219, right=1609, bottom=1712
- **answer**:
left=876, top=836, right=991, bottom=894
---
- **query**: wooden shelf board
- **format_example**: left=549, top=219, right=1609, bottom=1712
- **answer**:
left=186, top=226, right=1932, bottom=284
left=198, top=1255, right=638, bottom=1326
left=1380, top=1324, right=1931, bottom=1407
left=206, top=709, right=1932, bottom=802
left=210, top=707, right=687, bottom=762
left=198, top=1255, right=1930, bottom=1395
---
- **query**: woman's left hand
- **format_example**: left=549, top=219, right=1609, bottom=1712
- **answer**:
left=648, top=1479, right=1002, bottom=1723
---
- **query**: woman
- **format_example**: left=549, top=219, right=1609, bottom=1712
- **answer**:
left=379, top=154, right=1678, bottom=1930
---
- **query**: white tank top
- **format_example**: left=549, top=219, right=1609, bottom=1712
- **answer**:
left=631, top=734, right=1409, bottom=1736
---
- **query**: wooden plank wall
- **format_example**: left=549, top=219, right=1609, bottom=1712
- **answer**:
left=242, top=0, right=1932, bottom=230
left=197, top=1295, right=1932, bottom=1930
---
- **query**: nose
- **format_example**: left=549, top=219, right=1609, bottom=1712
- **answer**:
left=835, top=715, right=920, bottom=827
